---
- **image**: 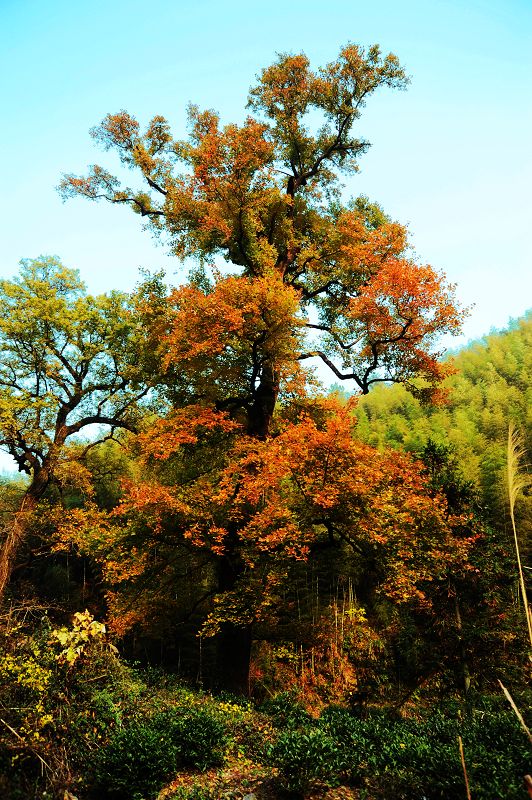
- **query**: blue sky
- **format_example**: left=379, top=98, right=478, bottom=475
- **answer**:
left=1, top=0, right=531, bottom=347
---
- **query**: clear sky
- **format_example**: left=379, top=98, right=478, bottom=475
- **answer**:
left=1, top=0, right=531, bottom=340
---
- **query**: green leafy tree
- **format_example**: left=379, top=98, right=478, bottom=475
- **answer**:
left=0, top=256, right=149, bottom=600
left=355, top=313, right=531, bottom=525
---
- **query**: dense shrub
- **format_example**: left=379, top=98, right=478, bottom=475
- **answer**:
left=93, top=706, right=228, bottom=799
left=269, top=727, right=344, bottom=796
left=0, top=607, right=138, bottom=799
left=260, top=692, right=312, bottom=729
left=318, top=705, right=382, bottom=783
left=156, top=706, right=229, bottom=770
left=91, top=719, right=179, bottom=800
left=462, top=712, right=531, bottom=800
left=318, top=706, right=531, bottom=800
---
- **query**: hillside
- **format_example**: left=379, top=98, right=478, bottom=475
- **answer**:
left=355, top=312, right=531, bottom=528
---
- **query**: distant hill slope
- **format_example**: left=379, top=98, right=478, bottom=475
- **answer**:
left=355, top=312, right=531, bottom=524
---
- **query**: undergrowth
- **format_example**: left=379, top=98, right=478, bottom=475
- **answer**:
left=0, top=609, right=530, bottom=800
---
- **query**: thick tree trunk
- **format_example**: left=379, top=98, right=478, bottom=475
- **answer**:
left=215, top=532, right=253, bottom=694
left=247, top=364, right=278, bottom=439
left=216, top=621, right=253, bottom=695
left=213, top=365, right=278, bottom=692
left=0, top=470, right=49, bottom=603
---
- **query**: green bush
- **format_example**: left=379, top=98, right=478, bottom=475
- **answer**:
left=92, top=719, right=179, bottom=800
left=93, top=706, right=228, bottom=799
left=157, top=706, right=228, bottom=770
left=388, top=711, right=530, bottom=800
left=318, top=706, right=530, bottom=800
left=318, top=705, right=379, bottom=783
left=269, top=727, right=344, bottom=796
left=374, top=718, right=462, bottom=799
left=260, top=692, right=312, bottom=729
left=462, top=712, right=530, bottom=800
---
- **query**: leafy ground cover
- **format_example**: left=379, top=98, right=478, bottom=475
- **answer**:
left=0, top=609, right=529, bottom=800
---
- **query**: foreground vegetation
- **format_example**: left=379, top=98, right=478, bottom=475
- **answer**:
left=1, top=604, right=529, bottom=799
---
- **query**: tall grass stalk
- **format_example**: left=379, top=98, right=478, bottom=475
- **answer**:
left=498, top=680, right=532, bottom=746
left=458, top=735, right=472, bottom=800
left=506, top=424, right=532, bottom=648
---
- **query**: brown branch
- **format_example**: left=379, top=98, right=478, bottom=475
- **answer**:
left=304, top=322, right=364, bottom=351
left=65, top=415, right=138, bottom=436
left=145, top=175, right=168, bottom=196
left=297, top=351, right=365, bottom=391
left=0, top=717, right=53, bottom=774
left=299, top=279, right=340, bottom=301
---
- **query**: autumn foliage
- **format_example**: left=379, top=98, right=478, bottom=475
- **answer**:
left=46, top=43, right=479, bottom=691
left=61, top=44, right=464, bottom=414
left=1, top=39, right=531, bottom=800
left=0, top=42, right=485, bottom=702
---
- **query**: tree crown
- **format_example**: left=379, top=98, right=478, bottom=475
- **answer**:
left=59, top=43, right=463, bottom=413
left=0, top=256, right=148, bottom=476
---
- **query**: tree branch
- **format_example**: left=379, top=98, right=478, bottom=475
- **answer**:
left=65, top=415, right=138, bottom=436
left=297, top=351, right=365, bottom=391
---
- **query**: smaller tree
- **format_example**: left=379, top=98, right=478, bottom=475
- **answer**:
left=0, top=256, right=149, bottom=600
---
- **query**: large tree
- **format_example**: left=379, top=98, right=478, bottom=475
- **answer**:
left=0, top=257, right=149, bottom=599
left=59, top=44, right=467, bottom=691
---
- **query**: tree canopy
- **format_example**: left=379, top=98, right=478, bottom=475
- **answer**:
left=61, top=44, right=464, bottom=437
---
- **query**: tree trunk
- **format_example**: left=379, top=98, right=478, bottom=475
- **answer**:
left=214, top=364, right=278, bottom=691
left=215, top=532, right=253, bottom=694
left=247, top=363, right=278, bottom=439
left=216, top=621, right=253, bottom=695
left=0, top=470, right=49, bottom=603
